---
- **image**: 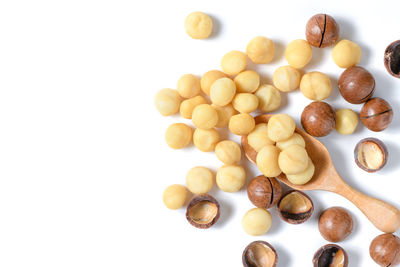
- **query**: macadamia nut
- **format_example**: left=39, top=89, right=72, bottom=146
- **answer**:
left=201, top=70, right=227, bottom=96
left=332, top=40, right=361, bottom=68
left=256, top=145, right=282, bottom=177
left=286, top=158, right=315, bottom=185
left=232, top=93, right=259, bottom=113
left=186, top=167, right=214, bottom=194
left=165, top=123, right=193, bottom=149
left=242, top=208, right=272, bottom=236
left=300, top=71, right=332, bottom=100
left=180, top=95, right=207, bottom=119
left=221, top=50, right=247, bottom=75
left=163, top=184, right=188, bottom=209
left=154, top=88, right=182, bottom=116
left=255, top=84, right=281, bottom=112
left=273, top=66, right=301, bottom=92
left=213, top=104, right=237, bottom=128
left=215, top=140, right=241, bottom=164
left=192, top=104, right=218, bottom=129
left=267, top=114, right=296, bottom=142
left=184, top=12, right=213, bottom=39
left=278, top=144, right=309, bottom=175
left=246, top=36, right=274, bottom=64
left=285, top=39, right=312, bottom=68
left=216, top=165, right=246, bottom=192
left=234, top=70, right=260, bottom=93
left=193, top=128, right=219, bottom=152
left=335, top=109, right=359, bottom=135
left=247, top=123, right=275, bottom=152
left=276, top=133, right=305, bottom=150
left=229, top=113, right=255, bottom=135
left=210, top=77, right=236, bottom=106
left=177, top=74, right=201, bottom=98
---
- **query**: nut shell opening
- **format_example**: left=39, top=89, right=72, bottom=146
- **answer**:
left=313, top=244, right=348, bottom=267
left=384, top=40, right=400, bottom=78
left=354, top=138, right=388, bottom=173
left=186, top=194, right=220, bottom=229
left=277, top=190, right=314, bottom=224
left=242, top=241, right=278, bottom=267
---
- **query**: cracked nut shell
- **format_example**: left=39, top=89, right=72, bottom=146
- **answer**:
left=370, top=233, right=400, bottom=267
left=384, top=40, right=400, bottom=78
left=313, top=244, right=348, bottom=267
left=301, top=101, right=335, bottom=137
left=306, top=14, right=339, bottom=48
left=242, top=240, right=278, bottom=267
left=338, top=66, right=375, bottom=104
left=318, top=207, right=354, bottom=242
left=354, top=138, right=388, bottom=173
left=277, top=190, right=314, bottom=224
left=186, top=194, right=220, bottom=229
left=247, top=175, right=282, bottom=209
left=360, top=97, right=393, bottom=132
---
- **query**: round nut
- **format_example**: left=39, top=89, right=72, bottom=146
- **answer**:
left=306, top=14, right=339, bottom=48
left=301, top=101, right=335, bottom=137
left=186, top=166, right=214, bottom=194
left=165, top=123, right=193, bottom=149
left=247, top=175, right=282, bottom=209
left=267, top=114, right=296, bottom=142
left=242, top=208, right=272, bottom=236
left=354, top=138, right=388, bottom=173
left=285, top=39, right=312, bottom=68
left=193, top=128, right=219, bottom=152
left=242, top=241, right=278, bottom=267
left=213, top=103, right=237, bottom=128
left=210, top=77, right=236, bottom=107
left=277, top=190, right=314, bottom=224
left=234, top=70, right=260, bottom=93
left=384, top=40, right=400, bottom=78
left=338, top=66, right=375, bottom=104
left=180, top=95, right=207, bottom=119
left=154, top=88, right=182, bottom=116
left=186, top=194, right=220, bottom=229
left=246, top=36, right=274, bottom=64
left=229, top=113, right=255, bottom=135
left=335, top=109, right=359, bottom=135
left=221, top=50, right=247, bottom=75
left=360, top=97, right=393, bottom=132
left=255, top=84, right=282, bottom=113
left=318, top=207, right=354, bottom=242
left=370, top=234, right=400, bottom=267
left=278, top=144, right=309, bottom=175
left=273, top=65, right=301, bottom=92
left=163, top=184, right=188, bottom=210
left=247, top=123, right=275, bottom=152
left=215, top=140, right=241, bottom=164
left=216, top=165, right=246, bottom=192
left=332, top=39, right=361, bottom=68
left=313, top=244, right=349, bottom=267
left=256, top=145, right=282, bottom=177
left=184, top=12, right=213, bottom=39
left=177, top=74, right=201, bottom=98
left=192, top=104, right=218, bottom=129
left=286, top=157, right=315, bottom=185
left=232, top=93, right=259, bottom=114
left=200, top=70, right=227, bottom=96
left=276, top=133, right=305, bottom=151
left=300, top=71, right=332, bottom=101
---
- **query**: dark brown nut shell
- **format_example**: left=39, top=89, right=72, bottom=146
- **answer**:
left=318, top=207, right=353, bottom=242
left=313, top=244, right=349, bottom=267
left=186, top=194, right=220, bottom=229
left=242, top=240, right=278, bottom=267
left=354, top=138, right=388, bottom=173
left=301, top=101, right=335, bottom=137
left=277, top=190, right=314, bottom=224
left=338, top=66, right=375, bottom=104
left=360, top=97, right=393, bottom=132
left=247, top=176, right=282, bottom=209
left=384, top=40, right=400, bottom=78
left=306, top=14, right=339, bottom=48
left=369, top=233, right=400, bottom=267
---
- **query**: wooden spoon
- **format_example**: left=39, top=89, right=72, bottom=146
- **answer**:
left=242, top=114, right=400, bottom=233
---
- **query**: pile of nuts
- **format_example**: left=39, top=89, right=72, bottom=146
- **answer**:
left=157, top=11, right=399, bottom=267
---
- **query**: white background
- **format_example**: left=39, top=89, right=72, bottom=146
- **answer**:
left=0, top=0, right=400, bottom=266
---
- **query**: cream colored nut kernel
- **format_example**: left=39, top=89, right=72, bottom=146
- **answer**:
left=273, top=66, right=301, bottom=92
left=193, top=128, right=219, bottom=152
left=332, top=40, right=361, bottom=68
left=276, top=133, right=305, bottom=150
left=215, top=140, right=241, bottom=164
left=165, top=123, right=193, bottom=149
left=192, top=104, right=218, bottom=129
left=232, top=93, right=259, bottom=114
left=285, top=39, right=313, bottom=68
left=200, top=70, right=227, bottom=96
left=300, top=71, right=332, bottom=100
left=163, top=184, right=188, bottom=209
left=216, top=165, right=246, bottom=192
left=177, top=74, right=201, bottom=98
left=247, top=123, right=275, bottom=152
left=213, top=104, right=237, bottom=128
left=180, top=95, right=207, bottom=119
left=229, top=113, right=255, bottom=135
left=256, top=145, right=282, bottom=177
left=242, top=208, right=272, bottom=236
left=335, top=108, right=359, bottom=135
left=234, top=70, right=260, bottom=93
left=186, top=166, right=214, bottom=194
left=255, top=84, right=282, bottom=112
left=267, top=114, right=296, bottom=142
left=184, top=12, right=213, bottom=39
left=221, top=50, right=247, bottom=75
left=210, top=77, right=236, bottom=106
left=278, top=144, right=309, bottom=175
left=286, top=158, right=315, bottom=185
left=154, top=88, right=182, bottom=116
left=246, top=36, right=274, bottom=64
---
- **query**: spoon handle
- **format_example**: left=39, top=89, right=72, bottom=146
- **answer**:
left=334, top=179, right=400, bottom=233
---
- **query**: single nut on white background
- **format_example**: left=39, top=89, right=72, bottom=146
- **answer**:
left=221, top=50, right=247, bottom=75
left=335, top=108, right=359, bottom=135
left=300, top=71, right=332, bottom=100
left=273, top=65, right=301, bottom=92
left=154, top=88, right=182, bottom=116
left=242, top=208, right=272, bottom=236
left=255, top=84, right=282, bottom=113
left=163, top=184, right=188, bottom=210
left=332, top=39, right=361, bottom=68
left=184, top=11, right=213, bottom=39
left=193, top=128, right=219, bottom=152
left=285, top=39, right=312, bottom=68
left=246, top=36, right=274, bottom=64
left=215, top=140, right=241, bottom=164
left=186, top=166, right=214, bottom=194
left=165, top=123, right=193, bottom=149
left=216, top=164, right=246, bottom=192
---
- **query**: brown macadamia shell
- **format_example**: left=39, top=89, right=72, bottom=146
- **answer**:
left=360, top=97, right=393, bottom=132
left=313, top=244, right=349, bottom=267
left=354, top=138, right=388, bottom=172
left=277, top=190, right=314, bottom=224
left=247, top=175, right=282, bottom=209
left=242, top=241, right=278, bottom=267
left=318, top=207, right=354, bottom=242
left=306, top=14, right=339, bottom=48
left=338, top=66, right=375, bottom=104
left=186, top=194, right=220, bottom=229
left=301, top=101, right=335, bottom=137
left=384, top=40, right=400, bottom=78
left=370, top=234, right=400, bottom=267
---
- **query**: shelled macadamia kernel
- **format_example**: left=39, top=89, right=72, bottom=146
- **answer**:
left=278, top=144, right=309, bottom=175
left=192, top=104, right=218, bottom=129
left=234, top=70, right=260, bottom=93
left=285, top=39, right=312, bottom=68
left=210, top=77, right=236, bottom=106
left=177, top=74, right=201, bottom=98
left=335, top=108, right=358, bottom=135
left=213, top=104, right=237, bottom=128
left=242, top=208, right=272, bottom=236
left=154, top=88, right=182, bottom=116
left=180, top=95, right=207, bottom=119
left=216, top=165, right=246, bottom=192
left=163, top=184, right=188, bottom=209
left=201, top=70, right=227, bottom=96
left=186, top=166, right=214, bottom=194
left=193, top=128, right=219, bottom=152
left=229, top=114, right=255, bottom=135
left=332, top=40, right=361, bottom=68
left=273, top=66, right=301, bottom=92
left=255, top=84, right=281, bottom=112
left=165, top=123, right=193, bottom=149
left=215, top=140, right=241, bottom=164
left=247, top=123, right=275, bottom=152
left=246, top=36, right=274, bottom=64
left=267, top=114, right=296, bottom=142
left=221, top=50, right=247, bottom=75
left=256, top=145, right=281, bottom=177
left=300, top=71, right=332, bottom=100
left=184, top=12, right=213, bottom=39
left=276, top=133, right=305, bottom=150
left=232, top=93, right=259, bottom=114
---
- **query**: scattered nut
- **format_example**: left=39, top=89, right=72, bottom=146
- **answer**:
left=180, top=95, right=208, bottom=119
left=232, top=93, right=259, bottom=113
left=306, top=14, right=339, bottom=48
left=247, top=123, right=275, bottom=152
left=256, top=145, right=282, bottom=177
left=184, top=11, right=213, bottom=39
left=242, top=208, right=272, bottom=236
left=154, top=88, right=182, bottom=116
left=216, top=164, right=246, bottom=192
left=255, top=84, right=282, bottom=113
left=213, top=103, right=237, bottom=128
left=186, top=166, right=214, bottom=194
left=285, top=39, right=312, bottom=68
left=242, top=241, right=278, bottom=267
left=267, top=114, right=296, bottom=142
left=221, top=50, right=247, bottom=75
left=273, top=65, right=301, bottom=92
left=318, top=207, right=354, bottom=242
left=210, top=77, right=236, bottom=106
left=192, top=104, right=218, bottom=129
left=300, top=71, right=332, bottom=101
left=177, top=74, right=201, bottom=98
left=247, top=175, right=282, bottom=209
left=193, top=128, right=219, bottom=152
left=186, top=194, right=220, bottom=229
left=165, top=123, right=193, bottom=149
left=229, top=113, right=255, bottom=135
left=276, top=133, right=305, bottom=150
left=286, top=157, right=315, bottom=185
left=338, top=66, right=375, bottom=104
left=354, top=137, right=388, bottom=173
left=360, top=97, right=393, bottom=132
left=246, top=36, right=275, bottom=64
left=332, top=39, right=361, bottom=68
left=384, top=40, right=400, bottom=78
left=313, top=244, right=348, bottom=267
left=301, top=101, right=335, bottom=137
left=163, top=184, right=188, bottom=210
left=200, top=70, right=228, bottom=96
left=335, top=109, right=359, bottom=135
left=215, top=140, right=241, bottom=164
left=234, top=70, right=260, bottom=93
left=277, top=190, right=314, bottom=224
left=370, top=233, right=400, bottom=267
left=278, top=144, right=309, bottom=175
